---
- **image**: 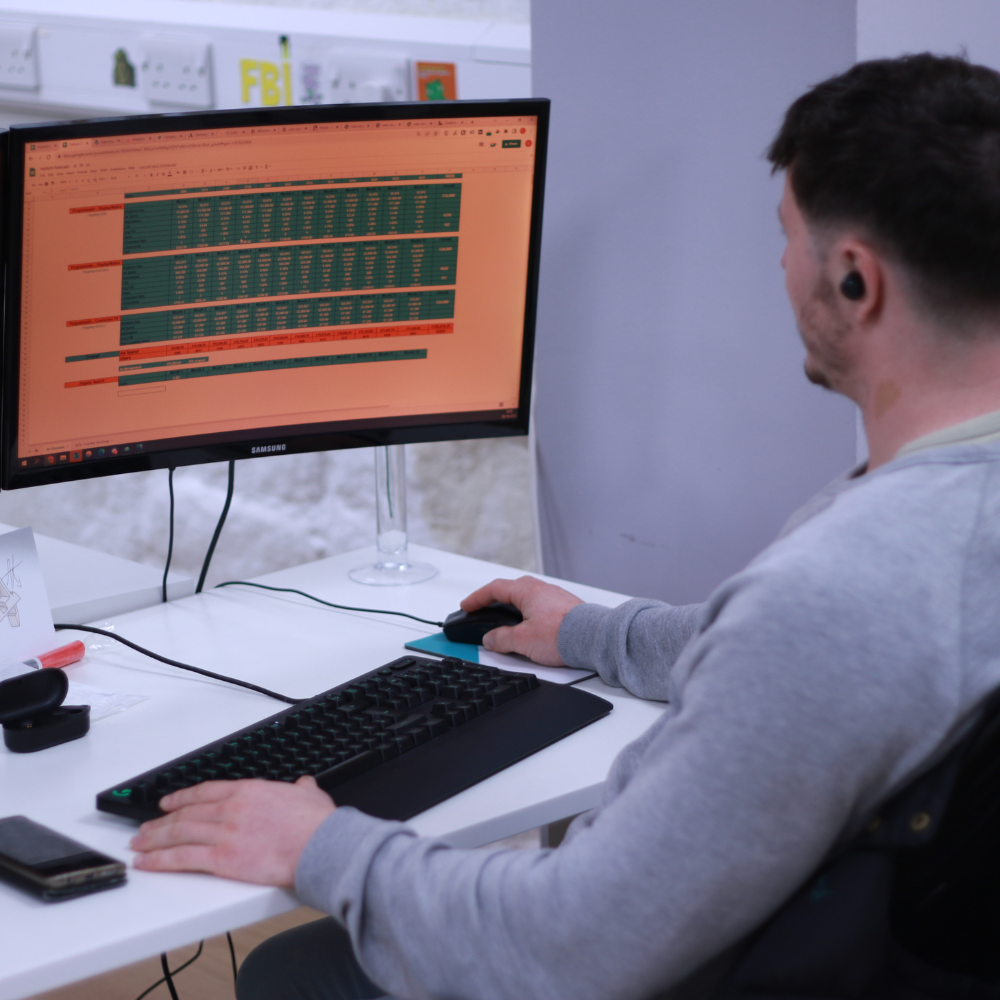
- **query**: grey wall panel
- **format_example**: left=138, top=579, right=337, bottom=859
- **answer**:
left=532, top=0, right=858, bottom=604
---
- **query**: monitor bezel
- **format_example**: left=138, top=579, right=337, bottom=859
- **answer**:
left=1, top=98, right=548, bottom=489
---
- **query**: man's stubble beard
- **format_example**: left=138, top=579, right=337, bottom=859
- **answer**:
left=798, top=274, right=854, bottom=393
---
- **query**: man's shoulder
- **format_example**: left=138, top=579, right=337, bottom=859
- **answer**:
left=713, top=446, right=1000, bottom=631
left=782, top=444, right=1000, bottom=564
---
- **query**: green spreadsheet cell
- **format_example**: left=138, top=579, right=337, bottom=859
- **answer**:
left=122, top=183, right=462, bottom=253
left=117, top=349, right=427, bottom=386
left=120, top=237, right=457, bottom=310
left=65, top=350, right=120, bottom=363
left=120, top=290, right=455, bottom=345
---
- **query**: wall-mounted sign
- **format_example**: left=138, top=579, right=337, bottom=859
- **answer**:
left=416, top=61, right=457, bottom=101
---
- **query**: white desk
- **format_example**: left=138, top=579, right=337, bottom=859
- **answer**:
left=1, top=545, right=664, bottom=1000
left=0, top=522, right=195, bottom=624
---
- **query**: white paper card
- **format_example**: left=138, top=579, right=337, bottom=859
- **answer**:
left=477, top=649, right=595, bottom=684
left=0, top=527, right=55, bottom=663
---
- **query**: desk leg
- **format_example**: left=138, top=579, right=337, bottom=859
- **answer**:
left=541, top=815, right=576, bottom=848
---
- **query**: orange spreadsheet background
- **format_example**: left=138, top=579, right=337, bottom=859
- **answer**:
left=17, top=115, right=537, bottom=461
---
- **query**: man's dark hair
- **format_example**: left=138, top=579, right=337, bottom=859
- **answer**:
left=769, top=54, right=1000, bottom=325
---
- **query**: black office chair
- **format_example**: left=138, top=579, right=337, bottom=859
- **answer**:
left=699, top=688, right=1000, bottom=998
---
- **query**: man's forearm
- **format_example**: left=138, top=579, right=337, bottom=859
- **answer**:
left=557, top=598, right=704, bottom=700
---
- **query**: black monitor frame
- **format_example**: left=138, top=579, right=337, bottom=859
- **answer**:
left=0, top=98, right=548, bottom=489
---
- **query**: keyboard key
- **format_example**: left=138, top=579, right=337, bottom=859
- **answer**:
left=337, top=698, right=372, bottom=714
left=491, top=685, right=516, bottom=706
left=426, top=717, right=449, bottom=738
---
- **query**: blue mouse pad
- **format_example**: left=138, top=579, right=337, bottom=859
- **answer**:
left=405, top=632, right=482, bottom=662
left=404, top=633, right=596, bottom=685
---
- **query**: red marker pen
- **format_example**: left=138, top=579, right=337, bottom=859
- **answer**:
left=22, top=640, right=87, bottom=670
left=0, top=640, right=86, bottom=683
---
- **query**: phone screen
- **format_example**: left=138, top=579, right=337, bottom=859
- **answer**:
left=0, top=815, right=118, bottom=876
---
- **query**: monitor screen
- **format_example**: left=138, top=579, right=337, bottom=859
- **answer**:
left=1, top=99, right=547, bottom=488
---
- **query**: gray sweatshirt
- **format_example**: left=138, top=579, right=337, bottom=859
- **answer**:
left=296, top=439, right=1000, bottom=1000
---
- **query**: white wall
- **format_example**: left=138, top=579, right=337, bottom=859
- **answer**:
left=180, top=0, right=528, bottom=21
left=531, top=0, right=859, bottom=605
left=859, top=0, right=1000, bottom=64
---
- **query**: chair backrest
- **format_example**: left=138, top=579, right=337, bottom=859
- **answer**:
left=698, top=688, right=1000, bottom=999
left=891, top=690, right=1000, bottom=981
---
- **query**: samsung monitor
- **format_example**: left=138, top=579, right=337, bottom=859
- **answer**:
left=0, top=98, right=548, bottom=489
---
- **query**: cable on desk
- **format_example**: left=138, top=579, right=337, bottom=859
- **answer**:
left=134, top=942, right=203, bottom=1000
left=214, top=580, right=444, bottom=628
left=53, top=623, right=302, bottom=705
left=227, top=932, right=240, bottom=989
left=162, top=467, right=176, bottom=605
left=196, top=460, right=235, bottom=594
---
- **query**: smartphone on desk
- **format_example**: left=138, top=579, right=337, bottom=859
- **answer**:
left=0, top=815, right=126, bottom=901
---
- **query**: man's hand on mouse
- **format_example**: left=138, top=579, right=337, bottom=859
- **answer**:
left=130, top=775, right=335, bottom=886
left=461, top=576, right=584, bottom=666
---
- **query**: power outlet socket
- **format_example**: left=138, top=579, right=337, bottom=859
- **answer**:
left=320, top=52, right=410, bottom=104
left=140, top=38, right=214, bottom=108
left=0, top=25, right=39, bottom=92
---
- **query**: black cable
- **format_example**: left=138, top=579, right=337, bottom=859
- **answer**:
left=134, top=943, right=204, bottom=1000
left=162, top=467, right=176, bottom=604
left=196, top=460, right=235, bottom=594
left=226, top=932, right=239, bottom=990
left=160, top=953, right=180, bottom=1000
left=214, top=580, right=445, bottom=628
left=53, top=623, right=301, bottom=705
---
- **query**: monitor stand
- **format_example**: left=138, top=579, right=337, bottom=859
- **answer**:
left=349, top=445, right=437, bottom=586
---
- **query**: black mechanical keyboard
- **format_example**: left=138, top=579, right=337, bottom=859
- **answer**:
left=97, top=655, right=613, bottom=823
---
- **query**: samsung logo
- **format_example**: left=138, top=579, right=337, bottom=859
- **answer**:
left=251, top=444, right=286, bottom=454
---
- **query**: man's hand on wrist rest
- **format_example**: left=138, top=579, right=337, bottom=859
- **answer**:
left=130, top=775, right=336, bottom=886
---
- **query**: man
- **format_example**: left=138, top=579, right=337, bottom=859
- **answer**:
left=131, top=54, right=1000, bottom=998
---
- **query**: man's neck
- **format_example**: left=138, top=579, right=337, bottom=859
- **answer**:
left=860, top=333, right=1000, bottom=469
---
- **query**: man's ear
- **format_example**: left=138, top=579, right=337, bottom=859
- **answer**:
left=831, top=239, right=883, bottom=323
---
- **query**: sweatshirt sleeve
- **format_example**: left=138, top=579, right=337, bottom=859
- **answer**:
left=295, top=544, right=965, bottom=1000
left=556, top=597, right=704, bottom=699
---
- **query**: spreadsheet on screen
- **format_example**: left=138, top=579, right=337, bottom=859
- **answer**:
left=15, top=114, right=538, bottom=468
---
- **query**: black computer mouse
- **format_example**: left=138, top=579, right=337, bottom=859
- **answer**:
left=442, top=602, right=524, bottom=645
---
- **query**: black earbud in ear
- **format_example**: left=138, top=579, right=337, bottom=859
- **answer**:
left=840, top=271, right=865, bottom=301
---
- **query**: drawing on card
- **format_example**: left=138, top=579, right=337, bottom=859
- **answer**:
left=0, top=556, right=23, bottom=627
